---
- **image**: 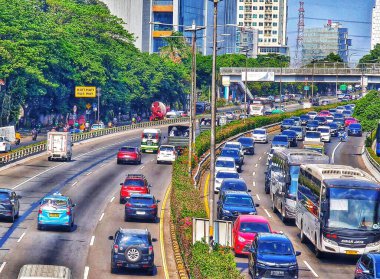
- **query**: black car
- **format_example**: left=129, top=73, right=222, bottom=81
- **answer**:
left=220, top=148, right=244, bottom=172
left=238, top=137, right=255, bottom=155
left=124, top=194, right=160, bottom=222
left=327, top=122, right=339, bottom=137
left=217, top=191, right=258, bottom=221
left=348, top=123, right=363, bottom=137
left=355, top=252, right=380, bottom=279
left=109, top=228, right=156, bottom=275
left=280, top=119, right=295, bottom=131
left=248, top=233, right=301, bottom=279
left=314, top=116, right=327, bottom=126
left=306, top=120, right=319, bottom=131
left=0, top=189, right=20, bottom=222
left=218, top=178, right=251, bottom=199
left=281, top=130, right=297, bottom=147
left=299, top=114, right=310, bottom=125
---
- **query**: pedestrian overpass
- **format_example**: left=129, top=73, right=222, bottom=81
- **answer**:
left=220, top=63, right=380, bottom=100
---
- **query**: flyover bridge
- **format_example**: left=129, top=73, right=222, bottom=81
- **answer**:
left=220, top=63, right=380, bottom=100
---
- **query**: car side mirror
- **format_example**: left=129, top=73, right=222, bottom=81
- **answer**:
left=295, top=251, right=301, bottom=256
left=108, top=236, right=114, bottom=240
left=248, top=189, right=252, bottom=192
left=120, top=183, right=123, bottom=186
left=72, top=204, right=76, bottom=207
left=152, top=238, right=158, bottom=242
left=255, top=203, right=260, bottom=207
left=156, top=200, right=161, bottom=203
left=149, top=184, right=152, bottom=188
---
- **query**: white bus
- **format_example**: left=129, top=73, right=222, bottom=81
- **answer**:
left=269, top=149, right=329, bottom=222
left=296, top=164, right=380, bottom=257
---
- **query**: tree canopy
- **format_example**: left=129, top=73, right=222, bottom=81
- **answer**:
left=359, top=44, right=380, bottom=64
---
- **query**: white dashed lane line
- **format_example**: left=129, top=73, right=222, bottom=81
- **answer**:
left=256, top=194, right=261, bottom=201
left=0, top=262, right=6, bottom=273
left=252, top=181, right=256, bottom=187
left=255, top=163, right=258, bottom=168
left=259, top=157, right=262, bottom=161
left=263, top=208, right=272, bottom=218
left=83, top=266, right=90, bottom=279
left=252, top=172, right=256, bottom=176
left=100, top=163, right=106, bottom=168
left=71, top=181, right=78, bottom=187
left=85, top=171, right=93, bottom=176
left=303, top=261, right=319, bottom=278
left=110, top=196, right=115, bottom=203
left=90, top=236, right=95, bottom=246
left=17, top=232, right=26, bottom=243
left=99, top=213, right=104, bottom=222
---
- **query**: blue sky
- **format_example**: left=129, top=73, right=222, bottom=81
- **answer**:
left=287, top=0, right=375, bottom=63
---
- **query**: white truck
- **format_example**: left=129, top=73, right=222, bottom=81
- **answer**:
left=47, top=132, right=72, bottom=161
left=0, top=126, right=15, bottom=143
left=249, top=104, right=271, bottom=116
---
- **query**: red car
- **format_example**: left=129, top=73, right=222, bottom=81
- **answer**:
left=117, top=146, right=141, bottom=165
left=344, top=117, right=358, bottom=127
left=318, top=110, right=331, bottom=117
left=119, top=174, right=151, bottom=203
left=233, top=215, right=272, bottom=255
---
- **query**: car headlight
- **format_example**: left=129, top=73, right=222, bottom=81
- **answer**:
left=367, top=239, right=380, bottom=247
left=323, top=236, right=338, bottom=246
left=249, top=211, right=256, bottom=215
left=222, top=209, right=230, bottom=214
left=238, top=236, right=246, bottom=242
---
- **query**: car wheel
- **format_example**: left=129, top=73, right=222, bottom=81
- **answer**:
left=117, top=160, right=120, bottom=165
left=157, top=161, right=160, bottom=164
left=265, top=185, right=270, bottom=194
left=138, top=158, right=142, bottom=164
left=125, top=246, right=142, bottom=263
left=48, top=157, right=51, bottom=161
left=37, top=224, right=43, bottom=231
left=67, top=156, right=71, bottom=161
left=271, top=200, right=277, bottom=213
left=120, top=198, right=124, bottom=204
left=300, top=224, right=306, bottom=243
left=15, top=208, right=19, bottom=219
left=9, top=212, right=15, bottom=223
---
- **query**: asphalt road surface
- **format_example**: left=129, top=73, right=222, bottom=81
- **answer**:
left=211, top=130, right=369, bottom=279
left=0, top=126, right=173, bottom=279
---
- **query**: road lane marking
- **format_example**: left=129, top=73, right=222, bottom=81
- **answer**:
left=252, top=181, right=256, bottom=187
left=99, top=213, right=104, bottom=222
left=140, top=165, right=145, bottom=170
left=255, top=163, right=258, bottom=168
left=85, top=171, right=93, bottom=176
left=256, top=194, right=261, bottom=201
left=110, top=196, right=115, bottom=203
left=252, top=172, right=256, bottom=176
left=17, top=232, right=25, bottom=243
left=303, top=260, right=319, bottom=277
left=331, top=141, right=342, bottom=164
left=151, top=159, right=154, bottom=162
left=204, top=174, right=210, bottom=217
left=160, top=183, right=171, bottom=279
left=259, top=157, right=262, bottom=160
left=0, top=262, right=6, bottom=273
left=83, top=266, right=90, bottom=279
left=263, top=208, right=272, bottom=218
left=71, top=181, right=78, bottom=187
left=90, top=236, right=95, bottom=246
left=100, top=164, right=106, bottom=168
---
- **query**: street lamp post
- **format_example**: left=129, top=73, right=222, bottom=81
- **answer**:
left=96, top=87, right=101, bottom=123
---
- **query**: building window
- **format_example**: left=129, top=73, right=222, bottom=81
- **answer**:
left=253, top=22, right=257, bottom=26
left=239, top=6, right=244, bottom=10
left=259, top=6, right=264, bottom=10
left=273, top=14, right=278, bottom=18
left=253, top=6, right=257, bottom=10
left=239, top=0, right=243, bottom=1
left=258, top=30, right=263, bottom=34
left=272, top=30, right=277, bottom=34
left=273, top=22, right=277, bottom=26
left=253, top=14, right=257, bottom=18
left=259, top=38, right=263, bottom=42
left=273, top=6, right=278, bottom=10
left=272, top=38, right=277, bottom=42
left=253, top=0, right=257, bottom=2
left=239, top=22, right=243, bottom=26
left=259, top=14, right=263, bottom=18
left=259, top=22, right=263, bottom=26
left=239, top=14, right=243, bottom=18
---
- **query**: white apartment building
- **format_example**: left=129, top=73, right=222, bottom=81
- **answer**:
left=371, top=0, right=380, bottom=50
left=237, top=0, right=288, bottom=55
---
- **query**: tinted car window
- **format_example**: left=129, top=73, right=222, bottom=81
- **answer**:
left=317, top=128, right=330, bottom=133
left=120, top=147, right=136, bottom=152
left=124, top=179, right=145, bottom=186
left=239, top=222, right=270, bottom=233
left=349, top=124, right=361, bottom=129
left=290, top=127, right=302, bottom=132
left=130, top=197, right=154, bottom=205
left=0, top=193, right=10, bottom=199
left=221, top=149, right=240, bottom=157
left=41, top=198, right=68, bottom=207
left=238, top=138, right=254, bottom=145
left=306, top=132, right=320, bottom=138
left=308, top=120, right=319, bottom=126
left=117, top=234, right=149, bottom=246
left=216, top=172, right=239, bottom=179
left=282, top=131, right=296, bottom=137
left=216, top=160, right=234, bottom=168
left=225, top=196, right=253, bottom=206
left=273, top=136, right=287, bottom=142
left=225, top=143, right=240, bottom=149
left=253, top=130, right=265, bottom=135
left=258, top=241, right=294, bottom=255
left=159, top=146, right=175, bottom=151
left=221, top=180, right=247, bottom=191
left=282, top=119, right=294, bottom=125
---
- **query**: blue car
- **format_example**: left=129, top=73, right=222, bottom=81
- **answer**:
left=217, top=191, right=258, bottom=221
left=248, top=233, right=301, bottom=279
left=37, top=193, right=76, bottom=231
left=124, top=193, right=159, bottom=222
left=281, top=130, right=298, bottom=147
left=355, top=252, right=380, bottom=279
left=306, top=120, right=319, bottom=131
left=272, top=135, right=289, bottom=148
left=348, top=123, right=362, bottom=137
left=281, top=119, right=295, bottom=131
left=220, top=148, right=244, bottom=172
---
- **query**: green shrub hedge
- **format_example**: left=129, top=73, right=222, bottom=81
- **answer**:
left=170, top=101, right=350, bottom=278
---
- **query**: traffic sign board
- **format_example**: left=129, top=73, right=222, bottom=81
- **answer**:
left=304, top=86, right=310, bottom=91
left=75, top=86, right=96, bottom=98
left=340, top=84, right=347, bottom=91
left=86, top=103, right=91, bottom=109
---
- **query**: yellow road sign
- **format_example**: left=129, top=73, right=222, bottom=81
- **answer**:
left=75, top=86, right=96, bottom=98
left=86, top=103, right=91, bottom=109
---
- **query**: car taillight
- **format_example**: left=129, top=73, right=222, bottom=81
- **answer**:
left=141, top=133, right=144, bottom=139
left=157, top=149, right=160, bottom=154
left=355, top=266, right=363, bottom=275
left=125, top=203, right=132, bottom=207
left=156, top=134, right=159, bottom=140
left=325, top=233, right=337, bottom=239
left=114, top=244, right=119, bottom=253
left=66, top=208, right=71, bottom=216
left=38, top=208, right=42, bottom=214
left=148, top=246, right=153, bottom=255
left=149, top=204, right=157, bottom=209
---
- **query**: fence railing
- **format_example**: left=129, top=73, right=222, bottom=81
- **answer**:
left=365, top=148, right=380, bottom=174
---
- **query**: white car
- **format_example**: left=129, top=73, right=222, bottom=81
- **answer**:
left=224, top=141, right=244, bottom=155
left=326, top=116, right=334, bottom=123
left=214, top=170, right=240, bottom=193
left=157, top=145, right=177, bottom=164
left=215, top=157, right=236, bottom=173
left=251, top=128, right=268, bottom=143
left=0, top=137, right=11, bottom=153
left=317, top=126, right=331, bottom=142
left=91, top=123, right=105, bottom=131
left=336, top=106, right=345, bottom=113
left=166, top=110, right=180, bottom=119
left=307, top=111, right=318, bottom=120
left=304, top=131, right=321, bottom=143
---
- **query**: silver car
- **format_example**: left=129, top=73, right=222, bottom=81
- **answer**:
left=289, top=126, right=304, bottom=141
left=214, top=170, right=240, bottom=193
left=251, top=128, right=268, bottom=143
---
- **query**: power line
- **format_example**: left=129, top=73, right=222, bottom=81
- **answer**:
left=289, top=16, right=371, bottom=24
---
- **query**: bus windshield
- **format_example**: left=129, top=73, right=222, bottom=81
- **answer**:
left=289, top=166, right=300, bottom=197
left=327, top=187, right=380, bottom=231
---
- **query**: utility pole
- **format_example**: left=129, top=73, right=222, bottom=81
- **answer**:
left=242, top=47, right=252, bottom=122
left=96, top=87, right=101, bottom=123
left=185, top=21, right=205, bottom=174
left=209, top=0, right=219, bottom=246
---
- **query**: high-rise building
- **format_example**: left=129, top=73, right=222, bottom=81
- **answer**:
left=302, top=21, right=351, bottom=65
left=371, top=0, right=380, bottom=50
left=236, top=0, right=288, bottom=56
left=236, top=28, right=259, bottom=58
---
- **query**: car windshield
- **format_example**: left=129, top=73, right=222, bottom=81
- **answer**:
left=143, top=132, right=158, bottom=139
left=239, top=222, right=270, bottom=233
left=300, top=115, right=309, bottom=120
left=290, top=127, right=302, bottom=132
left=118, top=234, right=148, bottom=246
left=273, top=136, right=287, bottom=142
left=0, top=193, right=10, bottom=200
left=216, top=160, right=234, bottom=168
left=327, top=187, right=380, bottom=231
left=160, top=146, right=175, bottom=151
left=350, top=124, right=361, bottom=129
left=130, top=197, right=154, bottom=205
left=283, top=119, right=294, bottom=125
left=253, top=130, right=266, bottom=135
left=282, top=131, right=295, bottom=137
left=258, top=240, right=294, bottom=255
left=225, top=196, right=253, bottom=207
left=42, top=198, right=68, bottom=207
left=221, top=181, right=247, bottom=191
left=120, top=147, right=136, bottom=152
left=216, top=172, right=239, bottom=179
left=221, top=149, right=239, bottom=157
left=306, top=132, right=320, bottom=138
left=238, top=138, right=253, bottom=145
left=308, top=121, right=319, bottom=126
left=124, top=179, right=145, bottom=187
left=317, top=128, right=330, bottom=133
left=329, top=123, right=338, bottom=129
left=225, top=143, right=240, bottom=149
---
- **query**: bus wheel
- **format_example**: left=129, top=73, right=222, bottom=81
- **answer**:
left=314, top=236, right=323, bottom=258
left=280, top=206, right=287, bottom=223
left=271, top=199, right=277, bottom=213
left=300, top=224, right=306, bottom=243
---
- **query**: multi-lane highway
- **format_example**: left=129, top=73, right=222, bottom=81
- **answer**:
left=208, top=128, right=370, bottom=279
left=0, top=126, right=175, bottom=278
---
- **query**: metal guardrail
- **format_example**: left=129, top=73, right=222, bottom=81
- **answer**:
left=193, top=122, right=280, bottom=187
left=364, top=148, right=380, bottom=173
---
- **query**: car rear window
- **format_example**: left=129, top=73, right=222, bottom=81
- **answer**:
left=41, top=198, right=67, bottom=207
left=117, top=234, right=148, bottom=246
left=273, top=136, right=287, bottom=142
left=130, top=197, right=154, bottom=205
left=221, top=149, right=239, bottom=157
left=120, top=147, right=136, bottom=152
left=350, top=124, right=361, bottom=129
left=239, top=222, right=270, bottom=233
left=221, top=181, right=247, bottom=191
left=124, top=179, right=145, bottom=186
left=216, top=160, right=234, bottom=168
left=160, top=146, right=175, bottom=152
left=216, top=172, right=239, bottom=179
left=253, top=129, right=265, bottom=135
left=283, top=119, right=294, bottom=124
left=290, top=127, right=302, bottom=132
left=317, top=128, right=329, bottom=133
left=238, top=138, right=253, bottom=145
left=306, top=132, right=320, bottom=138
left=225, top=196, right=253, bottom=207
left=309, top=121, right=319, bottom=125
left=225, top=143, right=240, bottom=149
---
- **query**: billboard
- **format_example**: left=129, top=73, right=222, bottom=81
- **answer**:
left=75, top=86, right=96, bottom=98
left=241, top=72, right=275, bottom=82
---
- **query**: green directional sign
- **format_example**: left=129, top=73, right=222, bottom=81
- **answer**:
left=304, top=86, right=310, bottom=91
left=340, top=84, right=347, bottom=91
